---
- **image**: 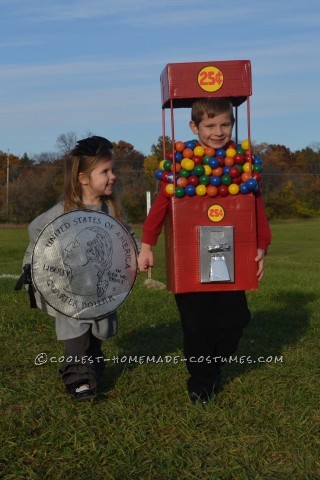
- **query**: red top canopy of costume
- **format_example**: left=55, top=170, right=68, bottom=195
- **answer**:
left=160, top=60, right=252, bottom=109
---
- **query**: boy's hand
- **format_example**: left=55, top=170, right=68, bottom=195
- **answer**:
left=137, top=243, right=154, bottom=272
left=255, top=248, right=265, bottom=281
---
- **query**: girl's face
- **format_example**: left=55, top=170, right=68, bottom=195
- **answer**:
left=189, top=111, right=233, bottom=150
left=79, top=158, right=116, bottom=205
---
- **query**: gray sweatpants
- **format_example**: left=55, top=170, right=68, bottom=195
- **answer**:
left=59, top=327, right=106, bottom=389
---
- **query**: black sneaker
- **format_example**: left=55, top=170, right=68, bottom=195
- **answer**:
left=68, top=383, right=97, bottom=401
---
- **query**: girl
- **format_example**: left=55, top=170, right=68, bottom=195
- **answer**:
left=23, top=136, right=140, bottom=401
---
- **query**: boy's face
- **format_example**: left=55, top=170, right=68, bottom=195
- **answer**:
left=189, top=112, right=233, bottom=150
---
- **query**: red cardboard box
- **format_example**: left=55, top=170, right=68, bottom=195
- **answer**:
left=164, top=194, right=258, bottom=293
left=160, top=60, right=257, bottom=293
left=160, top=60, right=252, bottom=109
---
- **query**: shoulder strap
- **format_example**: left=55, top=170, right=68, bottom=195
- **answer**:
left=14, top=264, right=37, bottom=308
left=101, top=202, right=109, bottom=214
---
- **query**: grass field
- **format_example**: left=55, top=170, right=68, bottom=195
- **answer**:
left=0, top=219, right=320, bottom=480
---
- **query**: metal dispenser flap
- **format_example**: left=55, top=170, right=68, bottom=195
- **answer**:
left=31, top=210, right=137, bottom=319
left=199, top=226, right=234, bottom=283
left=210, top=255, right=231, bottom=282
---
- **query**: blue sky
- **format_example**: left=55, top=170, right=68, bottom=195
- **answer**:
left=1, top=0, right=319, bottom=158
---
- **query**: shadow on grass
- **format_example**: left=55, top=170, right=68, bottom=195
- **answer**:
left=100, top=321, right=183, bottom=395
left=225, top=289, right=316, bottom=380
left=99, top=288, right=314, bottom=396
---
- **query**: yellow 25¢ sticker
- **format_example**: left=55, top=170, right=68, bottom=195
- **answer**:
left=208, top=204, right=225, bottom=222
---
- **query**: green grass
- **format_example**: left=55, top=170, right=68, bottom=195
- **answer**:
left=1, top=220, right=320, bottom=480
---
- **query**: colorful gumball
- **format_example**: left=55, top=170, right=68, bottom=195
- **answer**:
left=218, top=185, right=229, bottom=197
left=234, top=153, right=245, bottom=164
left=194, top=164, right=205, bottom=176
left=180, top=168, right=190, bottom=178
left=194, top=145, right=205, bottom=157
left=253, top=164, right=263, bottom=173
left=254, top=156, right=263, bottom=165
left=221, top=174, right=232, bottom=185
left=202, top=155, right=211, bottom=165
left=163, top=160, right=172, bottom=171
left=177, top=176, right=188, bottom=188
left=216, top=148, right=226, bottom=158
left=199, top=175, right=210, bottom=186
left=210, top=175, right=222, bottom=186
left=196, top=184, right=207, bottom=196
left=181, top=158, right=195, bottom=171
left=243, top=162, right=251, bottom=173
left=229, top=166, right=241, bottom=178
left=252, top=172, right=262, bottom=183
left=217, top=157, right=225, bottom=167
left=155, top=138, right=262, bottom=199
left=165, top=184, right=174, bottom=196
left=208, top=157, right=220, bottom=169
left=227, top=141, right=237, bottom=149
left=185, top=140, right=196, bottom=150
left=241, top=139, right=250, bottom=151
left=193, top=155, right=204, bottom=165
left=185, top=184, right=196, bottom=196
left=206, top=185, right=218, bottom=197
left=240, top=183, right=250, bottom=194
left=211, top=167, right=223, bottom=177
left=175, top=141, right=185, bottom=152
left=175, top=187, right=185, bottom=198
left=203, top=165, right=212, bottom=176
left=171, top=162, right=181, bottom=173
left=236, top=146, right=245, bottom=155
left=155, top=169, right=163, bottom=180
left=226, top=147, right=236, bottom=158
left=229, top=184, right=240, bottom=195
left=231, top=176, right=242, bottom=185
left=182, top=148, right=194, bottom=159
left=204, top=147, right=215, bottom=157
left=241, top=172, right=251, bottom=182
left=224, top=156, right=235, bottom=166
left=246, top=178, right=258, bottom=191
left=234, top=164, right=244, bottom=174
left=188, top=175, right=199, bottom=186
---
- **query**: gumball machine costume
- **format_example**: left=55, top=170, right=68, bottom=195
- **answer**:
left=158, top=60, right=260, bottom=292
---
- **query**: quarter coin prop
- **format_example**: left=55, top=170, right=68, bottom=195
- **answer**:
left=31, top=210, right=137, bottom=319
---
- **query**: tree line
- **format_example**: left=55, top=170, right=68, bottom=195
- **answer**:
left=0, top=133, right=319, bottom=224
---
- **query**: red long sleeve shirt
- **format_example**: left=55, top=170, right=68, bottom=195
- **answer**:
left=142, top=189, right=271, bottom=253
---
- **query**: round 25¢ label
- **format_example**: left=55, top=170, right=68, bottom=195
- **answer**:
left=208, top=204, right=225, bottom=222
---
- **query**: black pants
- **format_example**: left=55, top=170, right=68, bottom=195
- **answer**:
left=59, top=327, right=105, bottom=390
left=175, top=291, right=251, bottom=395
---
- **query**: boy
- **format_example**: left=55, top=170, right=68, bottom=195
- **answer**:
left=138, top=98, right=271, bottom=405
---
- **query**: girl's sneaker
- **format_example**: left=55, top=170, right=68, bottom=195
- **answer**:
left=68, top=383, right=97, bottom=401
